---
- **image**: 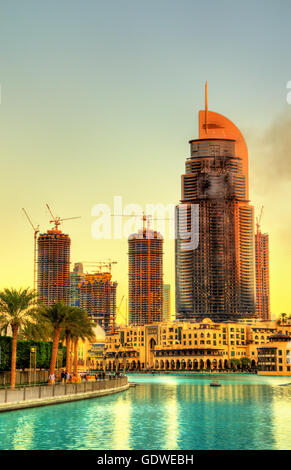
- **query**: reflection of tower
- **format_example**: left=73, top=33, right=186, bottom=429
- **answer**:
left=163, top=284, right=171, bottom=322
left=79, top=272, right=117, bottom=333
left=37, top=229, right=71, bottom=306
left=255, top=210, right=270, bottom=320
left=176, top=83, right=256, bottom=322
left=69, top=262, right=85, bottom=307
left=128, top=224, right=163, bottom=326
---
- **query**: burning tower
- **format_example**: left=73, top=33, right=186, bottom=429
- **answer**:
left=175, top=83, right=256, bottom=322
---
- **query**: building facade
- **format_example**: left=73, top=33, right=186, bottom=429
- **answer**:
left=128, top=228, right=163, bottom=326
left=257, top=333, right=291, bottom=375
left=37, top=229, right=71, bottom=305
left=79, top=272, right=117, bottom=333
left=69, top=262, right=85, bottom=307
left=102, top=318, right=291, bottom=375
left=163, top=284, right=171, bottom=322
left=255, top=231, right=270, bottom=320
left=176, top=88, right=256, bottom=322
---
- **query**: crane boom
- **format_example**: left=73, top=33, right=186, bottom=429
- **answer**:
left=45, top=203, right=81, bottom=230
left=22, top=208, right=40, bottom=293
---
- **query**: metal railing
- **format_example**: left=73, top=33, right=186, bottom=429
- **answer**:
left=0, top=376, right=128, bottom=406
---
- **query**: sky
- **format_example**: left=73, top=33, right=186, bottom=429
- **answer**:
left=0, top=0, right=291, bottom=321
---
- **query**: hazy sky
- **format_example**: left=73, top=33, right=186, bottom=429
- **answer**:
left=0, top=0, right=291, bottom=320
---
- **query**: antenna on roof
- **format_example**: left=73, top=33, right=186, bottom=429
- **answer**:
left=205, top=80, right=208, bottom=134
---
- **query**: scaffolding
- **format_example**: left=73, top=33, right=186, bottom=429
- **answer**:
left=79, top=272, right=117, bottom=333
left=128, top=228, right=163, bottom=326
left=37, top=229, right=71, bottom=305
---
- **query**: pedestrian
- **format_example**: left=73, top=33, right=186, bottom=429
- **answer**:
left=61, top=370, right=66, bottom=384
left=49, top=373, right=55, bottom=385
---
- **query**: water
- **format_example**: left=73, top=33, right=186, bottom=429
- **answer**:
left=0, top=374, right=290, bottom=450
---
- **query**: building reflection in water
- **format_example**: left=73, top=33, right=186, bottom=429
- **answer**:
left=12, top=414, right=36, bottom=450
left=125, top=375, right=283, bottom=450
left=111, top=393, right=131, bottom=449
left=0, top=375, right=290, bottom=450
left=271, top=386, right=291, bottom=450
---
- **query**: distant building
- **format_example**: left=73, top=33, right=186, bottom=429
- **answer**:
left=257, top=332, right=291, bottom=375
left=103, top=318, right=291, bottom=374
left=128, top=226, right=163, bottom=326
left=255, top=231, right=270, bottom=321
left=79, top=272, right=117, bottom=333
left=69, top=262, right=85, bottom=307
left=37, top=229, right=70, bottom=305
left=163, top=284, right=171, bottom=322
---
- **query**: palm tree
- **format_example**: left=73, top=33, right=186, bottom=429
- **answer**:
left=19, top=312, right=53, bottom=341
left=41, top=302, right=70, bottom=383
left=61, top=307, right=80, bottom=373
left=59, top=307, right=92, bottom=374
left=0, top=288, right=38, bottom=389
left=70, top=311, right=96, bottom=376
left=279, top=313, right=288, bottom=325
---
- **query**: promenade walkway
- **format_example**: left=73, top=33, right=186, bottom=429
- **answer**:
left=0, top=376, right=129, bottom=412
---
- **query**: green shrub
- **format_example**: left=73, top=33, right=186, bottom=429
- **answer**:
left=0, top=337, right=66, bottom=371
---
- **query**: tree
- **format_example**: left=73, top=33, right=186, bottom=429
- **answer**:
left=279, top=313, right=288, bottom=325
left=70, top=310, right=96, bottom=376
left=0, top=288, right=38, bottom=388
left=230, top=358, right=240, bottom=370
left=41, top=302, right=70, bottom=383
left=240, top=357, right=251, bottom=370
left=19, top=313, right=53, bottom=342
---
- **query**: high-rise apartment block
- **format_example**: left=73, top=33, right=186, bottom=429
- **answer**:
left=128, top=227, right=163, bottom=326
left=37, top=229, right=71, bottom=305
left=163, top=284, right=171, bottom=322
left=79, top=272, right=117, bottom=333
left=176, top=84, right=256, bottom=322
left=255, top=230, right=270, bottom=320
left=69, top=262, right=85, bottom=307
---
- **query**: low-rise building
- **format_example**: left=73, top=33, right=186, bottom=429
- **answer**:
left=257, top=333, right=291, bottom=375
left=100, top=318, right=291, bottom=374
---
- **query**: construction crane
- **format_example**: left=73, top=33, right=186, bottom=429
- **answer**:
left=22, top=208, right=39, bottom=292
left=82, top=260, right=118, bottom=335
left=256, top=205, right=264, bottom=233
left=112, top=211, right=172, bottom=233
left=110, top=295, right=125, bottom=333
left=256, top=205, right=264, bottom=319
left=45, top=203, right=81, bottom=230
left=82, top=259, right=117, bottom=273
left=112, top=212, right=169, bottom=325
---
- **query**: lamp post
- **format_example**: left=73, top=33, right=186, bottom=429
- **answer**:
left=29, top=346, right=37, bottom=385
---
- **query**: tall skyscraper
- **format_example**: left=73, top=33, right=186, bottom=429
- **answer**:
left=163, top=284, right=171, bottom=322
left=255, top=229, right=270, bottom=320
left=79, top=272, right=117, bottom=333
left=69, top=262, right=85, bottom=307
left=176, top=83, right=256, bottom=322
left=37, top=229, right=71, bottom=305
left=128, top=226, right=163, bottom=326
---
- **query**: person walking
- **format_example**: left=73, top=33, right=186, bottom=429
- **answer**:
left=48, top=373, right=55, bottom=385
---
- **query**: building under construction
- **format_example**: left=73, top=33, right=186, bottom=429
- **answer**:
left=163, top=284, right=171, bottom=322
left=69, top=262, right=85, bottom=307
left=79, top=272, right=117, bottom=333
left=176, top=83, right=256, bottom=322
left=37, top=229, right=71, bottom=305
left=128, top=227, right=163, bottom=326
left=255, top=230, right=270, bottom=320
